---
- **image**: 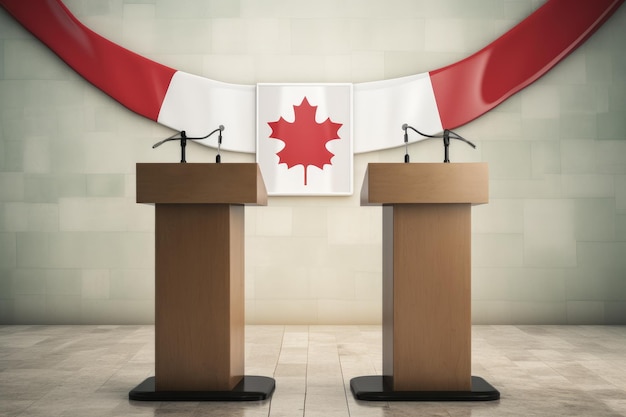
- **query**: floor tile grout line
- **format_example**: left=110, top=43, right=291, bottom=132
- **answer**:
left=303, top=325, right=310, bottom=417
left=266, top=324, right=285, bottom=417
left=337, top=331, right=353, bottom=417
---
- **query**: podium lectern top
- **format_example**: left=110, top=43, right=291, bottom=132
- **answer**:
left=137, top=163, right=267, bottom=205
left=361, top=163, right=488, bottom=205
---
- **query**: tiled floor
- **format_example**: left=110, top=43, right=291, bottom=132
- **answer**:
left=1, top=325, right=625, bottom=416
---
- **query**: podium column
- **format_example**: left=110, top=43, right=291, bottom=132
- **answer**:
left=383, top=203, right=472, bottom=391
left=155, top=203, right=244, bottom=392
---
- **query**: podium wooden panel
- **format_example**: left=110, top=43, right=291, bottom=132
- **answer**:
left=129, top=163, right=274, bottom=401
left=351, top=163, right=499, bottom=401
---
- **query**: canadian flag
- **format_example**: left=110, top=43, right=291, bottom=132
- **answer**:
left=257, top=84, right=352, bottom=196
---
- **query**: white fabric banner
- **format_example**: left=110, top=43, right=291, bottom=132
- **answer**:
left=353, top=73, right=443, bottom=153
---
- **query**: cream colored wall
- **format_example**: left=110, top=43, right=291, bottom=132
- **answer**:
left=1, top=0, right=625, bottom=324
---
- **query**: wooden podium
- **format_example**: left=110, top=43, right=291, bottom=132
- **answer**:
left=350, top=163, right=499, bottom=401
left=129, top=163, right=275, bottom=401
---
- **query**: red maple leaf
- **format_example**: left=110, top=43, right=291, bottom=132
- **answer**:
left=268, top=97, right=343, bottom=185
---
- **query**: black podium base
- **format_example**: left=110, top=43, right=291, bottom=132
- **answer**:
left=350, top=376, right=499, bottom=401
left=129, top=376, right=275, bottom=401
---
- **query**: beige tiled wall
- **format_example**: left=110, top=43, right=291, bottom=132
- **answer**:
left=1, top=0, right=625, bottom=324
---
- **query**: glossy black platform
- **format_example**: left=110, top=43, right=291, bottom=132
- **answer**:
left=129, top=376, right=275, bottom=401
left=350, top=376, right=500, bottom=401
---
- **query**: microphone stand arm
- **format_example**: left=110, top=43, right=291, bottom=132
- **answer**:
left=152, top=127, right=224, bottom=163
left=405, top=125, right=476, bottom=163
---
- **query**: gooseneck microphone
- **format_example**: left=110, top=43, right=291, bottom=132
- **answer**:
left=401, top=124, right=476, bottom=163
left=216, top=125, right=224, bottom=163
left=402, top=124, right=410, bottom=163
left=152, top=125, right=225, bottom=163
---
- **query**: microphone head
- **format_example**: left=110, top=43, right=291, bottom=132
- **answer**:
left=402, top=123, right=408, bottom=130
left=219, top=125, right=225, bottom=131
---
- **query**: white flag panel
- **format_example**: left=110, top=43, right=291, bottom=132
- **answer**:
left=257, top=84, right=353, bottom=196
